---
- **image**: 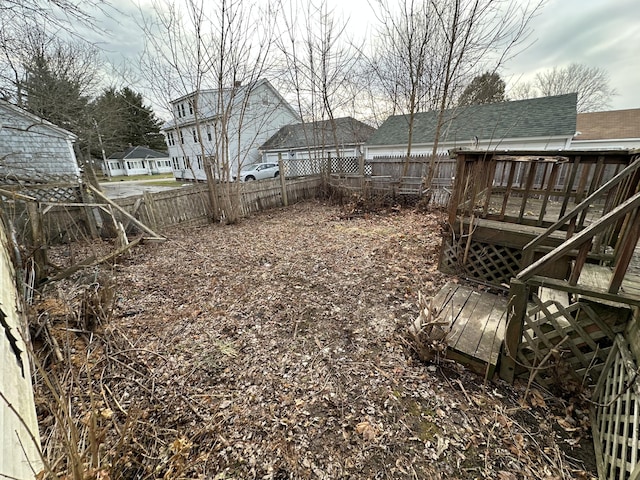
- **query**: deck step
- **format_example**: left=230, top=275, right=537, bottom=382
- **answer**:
left=579, top=263, right=640, bottom=308
left=431, top=282, right=508, bottom=377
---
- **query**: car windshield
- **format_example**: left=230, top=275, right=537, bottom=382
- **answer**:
left=241, top=163, right=260, bottom=172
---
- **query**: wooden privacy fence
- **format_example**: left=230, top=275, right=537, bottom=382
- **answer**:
left=113, top=176, right=323, bottom=232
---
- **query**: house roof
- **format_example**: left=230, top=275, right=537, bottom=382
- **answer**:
left=260, top=117, right=375, bottom=151
left=162, top=79, right=299, bottom=130
left=575, top=108, right=640, bottom=140
left=108, top=146, right=168, bottom=160
left=366, top=93, right=577, bottom=147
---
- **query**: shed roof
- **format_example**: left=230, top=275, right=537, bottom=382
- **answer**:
left=0, top=100, right=77, bottom=140
left=575, top=108, right=640, bottom=140
left=108, top=146, right=168, bottom=160
left=366, top=93, right=577, bottom=147
left=260, top=117, right=375, bottom=151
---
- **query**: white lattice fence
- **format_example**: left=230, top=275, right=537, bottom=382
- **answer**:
left=592, top=335, right=640, bottom=480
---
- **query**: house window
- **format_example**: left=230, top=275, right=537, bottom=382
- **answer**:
left=196, top=155, right=203, bottom=169
left=188, top=100, right=193, bottom=114
left=180, top=103, right=186, bottom=117
left=167, top=132, right=175, bottom=146
left=171, top=157, right=179, bottom=169
left=193, top=129, right=198, bottom=143
left=179, top=130, right=184, bottom=144
left=185, top=156, right=191, bottom=169
left=206, top=125, right=212, bottom=142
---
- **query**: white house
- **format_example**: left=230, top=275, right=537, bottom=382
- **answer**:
left=162, top=79, right=300, bottom=182
left=0, top=99, right=80, bottom=181
left=104, top=145, right=172, bottom=177
left=571, top=108, right=640, bottom=150
left=365, top=93, right=578, bottom=158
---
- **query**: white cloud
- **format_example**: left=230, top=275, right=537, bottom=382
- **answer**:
left=503, top=0, right=640, bottom=110
left=74, top=0, right=640, bottom=113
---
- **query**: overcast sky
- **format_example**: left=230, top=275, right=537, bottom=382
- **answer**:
left=91, top=0, right=640, bottom=112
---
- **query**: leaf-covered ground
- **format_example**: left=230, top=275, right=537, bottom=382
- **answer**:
left=36, top=200, right=597, bottom=479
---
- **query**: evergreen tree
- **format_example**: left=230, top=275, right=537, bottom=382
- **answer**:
left=92, top=87, right=166, bottom=156
left=459, top=72, right=506, bottom=106
left=23, top=52, right=90, bottom=134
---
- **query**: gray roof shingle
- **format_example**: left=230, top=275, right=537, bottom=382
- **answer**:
left=260, top=117, right=375, bottom=151
left=108, top=146, right=168, bottom=159
left=366, top=93, right=577, bottom=146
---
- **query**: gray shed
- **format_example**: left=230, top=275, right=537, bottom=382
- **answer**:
left=0, top=100, right=81, bottom=181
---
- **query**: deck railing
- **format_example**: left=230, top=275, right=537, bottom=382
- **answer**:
left=500, top=153, right=640, bottom=383
left=522, top=154, right=640, bottom=267
left=448, top=150, right=634, bottom=228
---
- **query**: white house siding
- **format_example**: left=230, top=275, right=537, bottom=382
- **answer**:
left=164, top=81, right=299, bottom=181
left=0, top=102, right=80, bottom=179
left=0, top=216, right=42, bottom=479
left=104, top=155, right=172, bottom=177
left=570, top=138, right=640, bottom=150
left=365, top=136, right=572, bottom=159
left=262, top=146, right=360, bottom=163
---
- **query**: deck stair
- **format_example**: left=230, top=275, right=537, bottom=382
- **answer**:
left=431, top=150, right=640, bottom=385
left=430, top=282, right=508, bottom=376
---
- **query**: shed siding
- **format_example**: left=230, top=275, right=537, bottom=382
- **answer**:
left=0, top=103, right=80, bottom=179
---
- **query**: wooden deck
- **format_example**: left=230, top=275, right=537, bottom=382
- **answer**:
left=579, top=263, right=640, bottom=308
left=432, top=282, right=508, bottom=376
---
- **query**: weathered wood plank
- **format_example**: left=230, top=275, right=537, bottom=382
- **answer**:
left=436, top=283, right=474, bottom=328
left=476, top=298, right=508, bottom=366
left=452, top=293, right=495, bottom=353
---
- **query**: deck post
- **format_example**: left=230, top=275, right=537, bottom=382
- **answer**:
left=448, top=153, right=467, bottom=226
left=500, top=278, right=528, bottom=383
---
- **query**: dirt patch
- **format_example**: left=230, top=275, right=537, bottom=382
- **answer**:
left=32, top=201, right=597, bottom=479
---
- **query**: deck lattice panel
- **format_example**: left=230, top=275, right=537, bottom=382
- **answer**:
left=440, top=236, right=522, bottom=288
left=592, top=335, right=640, bottom=480
left=515, top=296, right=629, bottom=387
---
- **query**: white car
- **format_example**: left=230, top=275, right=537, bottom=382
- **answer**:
left=235, top=162, right=279, bottom=182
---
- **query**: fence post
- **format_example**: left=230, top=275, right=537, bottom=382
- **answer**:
left=278, top=153, right=288, bottom=207
left=79, top=185, right=99, bottom=238
left=500, top=278, right=528, bottom=383
left=26, top=201, right=47, bottom=284
left=143, top=191, right=159, bottom=231
left=358, top=154, right=365, bottom=192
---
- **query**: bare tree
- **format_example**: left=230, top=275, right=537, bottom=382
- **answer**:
left=535, top=63, right=616, bottom=112
left=139, top=0, right=284, bottom=224
left=506, top=79, right=537, bottom=101
left=276, top=0, right=361, bottom=162
left=0, top=0, right=113, bottom=102
left=368, top=0, right=437, bottom=166
left=368, top=0, right=541, bottom=179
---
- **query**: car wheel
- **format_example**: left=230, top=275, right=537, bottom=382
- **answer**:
left=244, top=175, right=255, bottom=181
left=274, top=171, right=280, bottom=178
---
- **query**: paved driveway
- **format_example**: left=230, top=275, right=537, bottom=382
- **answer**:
left=99, top=179, right=185, bottom=199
